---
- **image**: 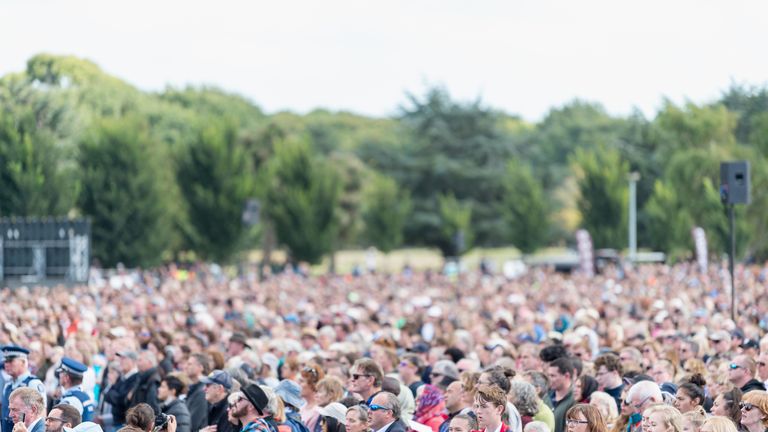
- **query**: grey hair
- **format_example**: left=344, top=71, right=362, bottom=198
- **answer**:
left=509, top=381, right=539, bottom=416
left=525, top=421, right=551, bottom=432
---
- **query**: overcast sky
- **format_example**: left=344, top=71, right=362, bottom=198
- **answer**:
left=2, top=0, right=766, bottom=121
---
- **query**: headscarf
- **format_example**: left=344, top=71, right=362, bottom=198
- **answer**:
left=414, top=385, right=447, bottom=423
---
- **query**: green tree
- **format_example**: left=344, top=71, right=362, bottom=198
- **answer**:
left=571, top=146, right=629, bottom=249
left=176, top=120, right=256, bottom=262
left=502, top=159, right=549, bottom=253
left=361, top=174, right=412, bottom=253
left=77, top=116, right=175, bottom=267
left=438, top=193, right=473, bottom=257
left=265, top=138, right=341, bottom=264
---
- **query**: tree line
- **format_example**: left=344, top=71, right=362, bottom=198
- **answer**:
left=2, top=54, right=767, bottom=267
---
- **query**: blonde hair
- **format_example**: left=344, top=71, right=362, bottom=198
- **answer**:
left=589, top=391, right=618, bottom=424
left=643, top=404, right=683, bottom=432
left=701, top=416, right=738, bottom=432
left=681, top=407, right=707, bottom=432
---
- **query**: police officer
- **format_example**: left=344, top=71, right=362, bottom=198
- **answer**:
left=55, top=357, right=95, bottom=422
left=2, top=345, right=46, bottom=432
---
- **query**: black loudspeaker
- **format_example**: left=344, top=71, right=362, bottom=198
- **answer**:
left=720, top=161, right=751, bottom=205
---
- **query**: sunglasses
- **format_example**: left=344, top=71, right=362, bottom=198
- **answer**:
left=368, top=404, right=391, bottom=412
left=741, top=402, right=757, bottom=412
left=729, top=363, right=744, bottom=370
left=349, top=373, right=372, bottom=381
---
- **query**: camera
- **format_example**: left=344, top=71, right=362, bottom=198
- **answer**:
left=153, top=413, right=170, bottom=431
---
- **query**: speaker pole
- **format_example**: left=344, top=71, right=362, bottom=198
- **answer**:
left=729, top=203, right=736, bottom=322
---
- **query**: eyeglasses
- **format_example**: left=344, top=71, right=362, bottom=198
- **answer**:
left=228, top=397, right=246, bottom=408
left=740, top=402, right=756, bottom=412
left=430, top=372, right=444, bottom=378
left=624, top=396, right=651, bottom=410
left=303, top=366, right=318, bottom=376
left=567, top=420, right=589, bottom=426
left=368, top=404, right=391, bottom=412
left=729, top=363, right=744, bottom=370
left=349, top=373, right=372, bottom=381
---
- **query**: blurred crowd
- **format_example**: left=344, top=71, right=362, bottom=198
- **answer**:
left=2, top=260, right=768, bottom=432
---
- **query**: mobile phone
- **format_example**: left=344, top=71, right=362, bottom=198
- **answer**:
left=19, top=413, right=25, bottom=423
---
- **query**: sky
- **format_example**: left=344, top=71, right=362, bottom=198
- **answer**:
left=2, top=0, right=767, bottom=121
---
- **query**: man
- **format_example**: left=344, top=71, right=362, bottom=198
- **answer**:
left=2, top=346, right=46, bottom=432
left=517, top=344, right=541, bottom=372
left=623, top=381, right=662, bottom=432
left=228, top=334, right=250, bottom=359
left=131, top=350, right=162, bottom=413
left=229, top=384, right=269, bottom=432
left=617, top=348, right=643, bottom=374
left=158, top=375, right=191, bottom=432
left=447, top=414, right=477, bottom=432
left=368, top=392, right=407, bottom=432
left=184, top=353, right=211, bottom=432
left=547, top=357, right=574, bottom=432
left=728, top=355, right=766, bottom=394
left=648, top=360, right=675, bottom=386
left=677, top=339, right=699, bottom=366
left=45, top=404, right=81, bottom=432
left=456, top=358, right=480, bottom=375
left=430, top=360, right=460, bottom=385
left=348, top=358, right=383, bottom=403
left=8, top=387, right=46, bottom=432
left=105, top=351, right=140, bottom=427
left=757, top=352, right=768, bottom=388
left=471, top=384, right=507, bottom=432
left=201, top=370, right=235, bottom=432
left=55, top=358, right=95, bottom=422
left=708, top=331, right=733, bottom=364
left=439, top=381, right=473, bottom=432
left=397, top=355, right=423, bottom=397
left=593, top=354, right=623, bottom=411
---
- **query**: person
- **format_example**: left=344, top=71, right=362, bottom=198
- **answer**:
left=275, top=380, right=310, bottom=432
left=158, top=375, right=191, bottom=432
left=298, top=364, right=325, bottom=432
left=642, top=404, right=683, bottom=432
left=184, top=353, right=211, bottom=432
left=548, top=358, right=575, bottom=432
left=3, top=346, right=47, bottom=432
left=315, top=378, right=344, bottom=408
left=106, top=351, right=140, bottom=428
left=624, top=381, right=662, bottom=432
left=510, top=381, right=542, bottom=430
left=711, top=388, right=742, bottom=428
left=344, top=406, right=369, bottom=432
left=472, top=384, right=508, bottom=432
left=348, top=360, right=383, bottom=404
left=228, top=334, right=250, bottom=359
left=448, top=414, right=477, bottom=432
left=564, top=404, right=606, bottom=432
left=739, top=391, right=768, bottom=432
left=587, top=393, right=616, bottom=429
left=478, top=367, right=522, bottom=432
left=367, top=392, right=406, bottom=432
left=675, top=376, right=707, bottom=414
left=397, top=355, right=424, bottom=398
left=46, top=404, right=82, bottom=432
left=131, top=351, right=162, bottom=414
left=729, top=358, right=766, bottom=395
left=316, top=402, right=346, bottom=432
left=593, top=355, right=623, bottom=411
left=125, top=403, right=157, bottom=432
left=56, top=357, right=96, bottom=422
left=574, top=377, right=598, bottom=405
left=8, top=387, right=46, bottom=432
left=700, top=417, right=738, bottom=432
left=201, top=370, right=235, bottom=432
left=230, top=384, right=270, bottom=432
left=440, top=381, right=474, bottom=432
left=413, top=385, right=447, bottom=432
left=680, top=408, right=706, bottom=432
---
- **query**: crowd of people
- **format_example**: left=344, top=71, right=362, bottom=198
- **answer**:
left=1, top=260, right=768, bottom=432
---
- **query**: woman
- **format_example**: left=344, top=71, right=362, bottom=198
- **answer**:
left=299, top=363, right=326, bottom=432
left=414, top=384, right=447, bottom=432
left=739, top=391, right=768, bottom=432
left=642, top=405, right=683, bottom=432
left=681, top=408, right=706, bottom=432
left=675, top=376, right=707, bottom=414
left=711, top=388, right=742, bottom=429
left=589, top=392, right=618, bottom=429
left=575, top=376, right=599, bottom=404
left=701, top=417, right=738, bottom=432
left=345, top=405, right=370, bottom=432
left=565, top=404, right=607, bottom=432
left=509, top=381, right=541, bottom=429
left=315, top=377, right=345, bottom=407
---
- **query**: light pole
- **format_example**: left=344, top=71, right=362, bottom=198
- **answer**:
left=628, top=172, right=640, bottom=263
